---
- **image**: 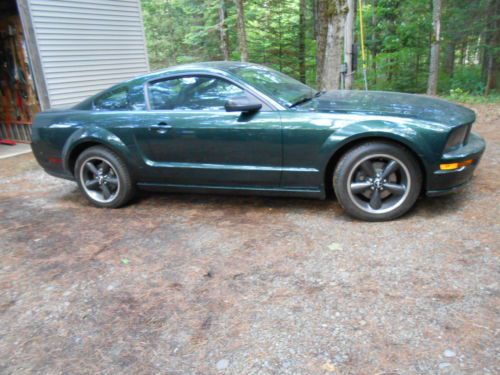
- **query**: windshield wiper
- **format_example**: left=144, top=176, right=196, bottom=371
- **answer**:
left=289, top=91, right=325, bottom=108
left=290, top=96, right=313, bottom=108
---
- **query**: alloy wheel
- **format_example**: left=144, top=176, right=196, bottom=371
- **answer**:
left=346, top=153, right=411, bottom=214
left=79, top=157, right=120, bottom=203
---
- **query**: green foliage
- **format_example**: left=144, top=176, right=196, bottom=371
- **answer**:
left=142, top=0, right=227, bottom=69
left=246, top=0, right=300, bottom=76
left=449, top=66, right=485, bottom=95
left=445, top=89, right=500, bottom=104
left=357, top=0, right=431, bottom=93
left=142, top=0, right=317, bottom=85
left=141, top=0, right=495, bottom=95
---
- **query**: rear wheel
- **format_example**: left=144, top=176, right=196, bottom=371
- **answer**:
left=75, top=146, right=134, bottom=208
left=333, top=141, right=422, bottom=221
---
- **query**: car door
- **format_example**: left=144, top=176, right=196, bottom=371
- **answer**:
left=141, top=75, right=282, bottom=187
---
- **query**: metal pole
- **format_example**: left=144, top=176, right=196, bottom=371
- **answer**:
left=358, top=0, right=368, bottom=91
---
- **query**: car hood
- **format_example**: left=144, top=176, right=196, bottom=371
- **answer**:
left=302, top=90, right=475, bottom=127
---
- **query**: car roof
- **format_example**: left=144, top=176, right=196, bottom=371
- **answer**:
left=151, top=61, right=254, bottom=75
left=136, top=61, right=259, bottom=84
left=73, top=62, right=271, bottom=110
left=117, top=61, right=258, bottom=91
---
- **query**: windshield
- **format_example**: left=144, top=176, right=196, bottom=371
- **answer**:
left=228, top=65, right=316, bottom=107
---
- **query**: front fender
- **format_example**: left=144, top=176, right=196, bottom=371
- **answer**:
left=62, top=126, right=131, bottom=173
left=318, top=119, right=447, bottom=175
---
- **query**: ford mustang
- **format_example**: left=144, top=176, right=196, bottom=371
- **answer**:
left=31, top=62, right=486, bottom=221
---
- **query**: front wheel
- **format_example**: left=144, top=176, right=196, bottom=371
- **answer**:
left=75, top=146, right=135, bottom=208
left=333, top=141, right=422, bottom=221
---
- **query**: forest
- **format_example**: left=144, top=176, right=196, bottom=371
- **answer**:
left=140, top=0, right=500, bottom=100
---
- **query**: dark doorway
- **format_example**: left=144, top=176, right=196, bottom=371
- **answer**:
left=0, top=0, right=39, bottom=144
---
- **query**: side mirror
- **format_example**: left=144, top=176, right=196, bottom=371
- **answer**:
left=225, top=97, right=262, bottom=113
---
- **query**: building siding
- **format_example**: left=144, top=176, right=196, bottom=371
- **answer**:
left=28, top=0, right=149, bottom=108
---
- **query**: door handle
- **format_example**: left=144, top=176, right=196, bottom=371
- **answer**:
left=149, top=122, right=172, bottom=134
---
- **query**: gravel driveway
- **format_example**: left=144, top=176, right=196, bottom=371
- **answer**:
left=0, top=103, right=498, bottom=375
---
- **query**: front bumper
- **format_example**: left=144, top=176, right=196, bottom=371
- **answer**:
left=426, top=132, right=486, bottom=197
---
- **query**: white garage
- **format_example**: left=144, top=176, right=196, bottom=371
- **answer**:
left=0, top=0, right=149, bottom=143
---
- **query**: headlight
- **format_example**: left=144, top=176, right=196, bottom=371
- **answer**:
left=444, top=125, right=470, bottom=152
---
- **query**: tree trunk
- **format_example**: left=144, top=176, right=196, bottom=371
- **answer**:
left=415, top=51, right=420, bottom=89
left=387, top=57, right=393, bottom=83
left=299, top=0, right=307, bottom=83
left=344, top=0, right=355, bottom=89
left=315, top=0, right=329, bottom=88
left=371, top=0, right=378, bottom=84
left=443, top=42, right=455, bottom=77
left=485, top=0, right=500, bottom=94
left=234, top=0, right=249, bottom=62
left=427, top=0, right=442, bottom=95
left=480, top=32, right=488, bottom=81
left=278, top=1, right=283, bottom=71
left=485, top=54, right=496, bottom=95
left=313, top=0, right=319, bottom=38
left=219, top=0, right=230, bottom=60
left=318, top=0, right=348, bottom=91
left=459, top=43, right=466, bottom=65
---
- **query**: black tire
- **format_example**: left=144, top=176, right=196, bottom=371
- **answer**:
left=333, top=141, right=422, bottom=221
left=75, top=146, right=135, bottom=208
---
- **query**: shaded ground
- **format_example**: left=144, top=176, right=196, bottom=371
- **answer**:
left=0, top=104, right=499, bottom=375
left=0, top=143, right=31, bottom=160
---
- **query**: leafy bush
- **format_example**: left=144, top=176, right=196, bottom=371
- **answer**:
left=449, top=66, right=485, bottom=95
left=444, top=89, right=500, bottom=104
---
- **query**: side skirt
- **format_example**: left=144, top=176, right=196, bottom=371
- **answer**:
left=137, top=182, right=325, bottom=199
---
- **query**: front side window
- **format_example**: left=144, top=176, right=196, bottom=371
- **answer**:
left=148, top=76, right=250, bottom=111
left=94, top=88, right=129, bottom=111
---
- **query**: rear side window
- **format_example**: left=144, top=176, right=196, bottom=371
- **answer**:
left=94, top=88, right=129, bottom=111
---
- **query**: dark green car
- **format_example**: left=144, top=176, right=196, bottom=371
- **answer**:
left=32, top=62, right=485, bottom=221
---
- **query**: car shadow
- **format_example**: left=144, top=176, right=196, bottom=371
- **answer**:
left=409, top=191, right=470, bottom=218
left=133, top=190, right=338, bottom=212
left=58, top=184, right=471, bottom=222
left=135, top=190, right=470, bottom=221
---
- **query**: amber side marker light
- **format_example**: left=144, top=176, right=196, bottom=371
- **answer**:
left=440, top=159, right=474, bottom=171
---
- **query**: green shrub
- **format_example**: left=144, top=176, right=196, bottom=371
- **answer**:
left=449, top=66, right=485, bottom=95
left=443, top=89, right=500, bottom=104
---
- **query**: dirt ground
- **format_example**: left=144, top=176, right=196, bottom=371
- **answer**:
left=0, top=103, right=499, bottom=375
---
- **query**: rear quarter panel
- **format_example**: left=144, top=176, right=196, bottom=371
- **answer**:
left=32, top=110, right=146, bottom=178
left=32, top=110, right=85, bottom=175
